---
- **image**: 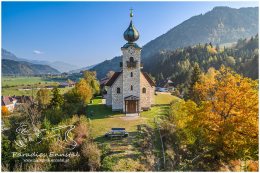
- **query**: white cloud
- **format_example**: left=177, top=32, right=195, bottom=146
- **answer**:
left=33, top=50, right=44, bottom=55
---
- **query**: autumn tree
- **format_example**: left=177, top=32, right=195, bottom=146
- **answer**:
left=2, top=106, right=9, bottom=116
left=163, top=66, right=258, bottom=171
left=194, top=66, right=258, bottom=162
left=106, top=71, right=115, bottom=79
left=83, top=71, right=100, bottom=95
left=75, top=79, right=93, bottom=104
left=36, top=89, right=51, bottom=108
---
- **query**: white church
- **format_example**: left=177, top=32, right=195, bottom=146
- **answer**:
left=104, top=10, right=155, bottom=114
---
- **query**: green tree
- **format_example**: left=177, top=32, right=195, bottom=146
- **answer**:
left=49, top=87, right=64, bottom=109
left=36, top=89, right=51, bottom=108
left=187, top=62, right=201, bottom=103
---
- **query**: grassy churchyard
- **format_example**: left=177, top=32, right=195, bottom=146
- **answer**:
left=88, top=93, right=177, bottom=139
left=87, top=93, right=178, bottom=170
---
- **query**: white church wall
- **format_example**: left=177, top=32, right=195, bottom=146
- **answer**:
left=140, top=73, right=153, bottom=109
left=111, top=74, right=123, bottom=111
left=105, top=87, right=112, bottom=106
left=121, top=47, right=141, bottom=112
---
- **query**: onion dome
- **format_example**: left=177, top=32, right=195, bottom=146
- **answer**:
left=123, top=9, right=139, bottom=43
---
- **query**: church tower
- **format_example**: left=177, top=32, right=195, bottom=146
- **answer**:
left=105, top=9, right=154, bottom=113
left=121, top=9, right=141, bottom=113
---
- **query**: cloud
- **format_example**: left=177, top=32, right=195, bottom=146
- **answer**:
left=33, top=50, right=44, bottom=55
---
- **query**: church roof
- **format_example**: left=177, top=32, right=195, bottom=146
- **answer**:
left=123, top=9, right=139, bottom=44
left=105, top=71, right=155, bottom=87
left=106, top=72, right=122, bottom=86
left=142, top=72, right=156, bottom=86
left=122, top=42, right=141, bottom=49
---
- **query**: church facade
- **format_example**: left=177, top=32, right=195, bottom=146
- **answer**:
left=104, top=10, right=155, bottom=114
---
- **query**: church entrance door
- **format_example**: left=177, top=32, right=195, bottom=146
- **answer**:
left=127, top=100, right=137, bottom=113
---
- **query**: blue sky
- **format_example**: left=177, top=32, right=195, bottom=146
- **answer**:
left=2, top=1, right=259, bottom=68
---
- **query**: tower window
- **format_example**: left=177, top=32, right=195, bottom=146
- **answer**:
left=117, top=87, right=120, bottom=93
left=131, top=85, right=133, bottom=91
left=129, top=57, right=134, bottom=62
left=142, top=87, right=146, bottom=93
left=130, top=72, right=133, bottom=77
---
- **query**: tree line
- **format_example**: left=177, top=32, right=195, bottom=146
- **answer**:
left=144, top=34, right=258, bottom=96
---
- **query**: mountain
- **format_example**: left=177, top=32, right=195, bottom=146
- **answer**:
left=144, top=35, right=258, bottom=86
left=69, top=64, right=99, bottom=74
left=1, top=49, right=78, bottom=72
left=89, top=6, right=258, bottom=79
left=2, top=49, right=60, bottom=75
left=49, top=61, right=78, bottom=73
left=141, top=6, right=258, bottom=59
left=2, top=49, right=28, bottom=62
left=2, top=59, right=60, bottom=76
left=90, top=56, right=122, bottom=79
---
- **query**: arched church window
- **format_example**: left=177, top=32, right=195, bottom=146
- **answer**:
left=142, top=87, right=146, bottom=93
left=131, top=85, right=133, bottom=91
left=117, top=87, right=120, bottom=93
left=130, top=72, right=133, bottom=77
left=129, top=57, right=134, bottom=62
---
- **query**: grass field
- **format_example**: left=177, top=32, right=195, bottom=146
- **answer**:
left=2, top=76, right=71, bottom=96
left=154, top=92, right=179, bottom=104
left=2, top=76, right=52, bottom=86
left=88, top=93, right=176, bottom=139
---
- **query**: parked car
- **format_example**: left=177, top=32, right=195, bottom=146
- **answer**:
left=105, top=128, right=129, bottom=138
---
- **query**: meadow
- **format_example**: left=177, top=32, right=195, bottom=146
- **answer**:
left=2, top=76, right=71, bottom=96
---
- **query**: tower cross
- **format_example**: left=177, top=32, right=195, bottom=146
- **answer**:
left=130, top=8, right=133, bottom=18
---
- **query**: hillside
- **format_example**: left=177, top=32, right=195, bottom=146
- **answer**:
left=2, top=49, right=77, bottom=72
left=141, top=6, right=258, bottom=59
left=144, top=35, right=258, bottom=88
left=89, top=6, right=258, bottom=79
left=69, top=64, right=98, bottom=74
left=2, top=59, right=60, bottom=76
left=90, top=56, right=122, bottom=79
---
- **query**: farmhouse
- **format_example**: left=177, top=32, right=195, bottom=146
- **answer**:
left=1, top=96, right=17, bottom=112
left=157, top=79, right=175, bottom=92
left=104, top=10, right=155, bottom=114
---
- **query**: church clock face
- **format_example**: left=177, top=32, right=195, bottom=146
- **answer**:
left=128, top=46, right=135, bottom=55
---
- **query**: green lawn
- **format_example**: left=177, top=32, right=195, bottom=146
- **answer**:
left=88, top=94, right=178, bottom=139
left=154, top=92, right=179, bottom=104
left=2, top=76, right=49, bottom=86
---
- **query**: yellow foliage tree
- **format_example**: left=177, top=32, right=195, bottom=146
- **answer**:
left=2, top=106, right=10, bottom=116
left=206, top=45, right=217, bottom=54
left=83, top=71, right=100, bottom=95
left=75, top=79, right=93, bottom=104
left=163, top=66, right=258, bottom=171
left=36, top=89, right=51, bottom=108
left=194, top=66, right=258, bottom=160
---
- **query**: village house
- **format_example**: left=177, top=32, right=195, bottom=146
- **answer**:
left=1, top=95, right=33, bottom=113
left=156, top=79, right=175, bottom=92
left=58, top=81, right=76, bottom=88
left=1, top=96, right=17, bottom=112
left=104, top=10, right=155, bottom=114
